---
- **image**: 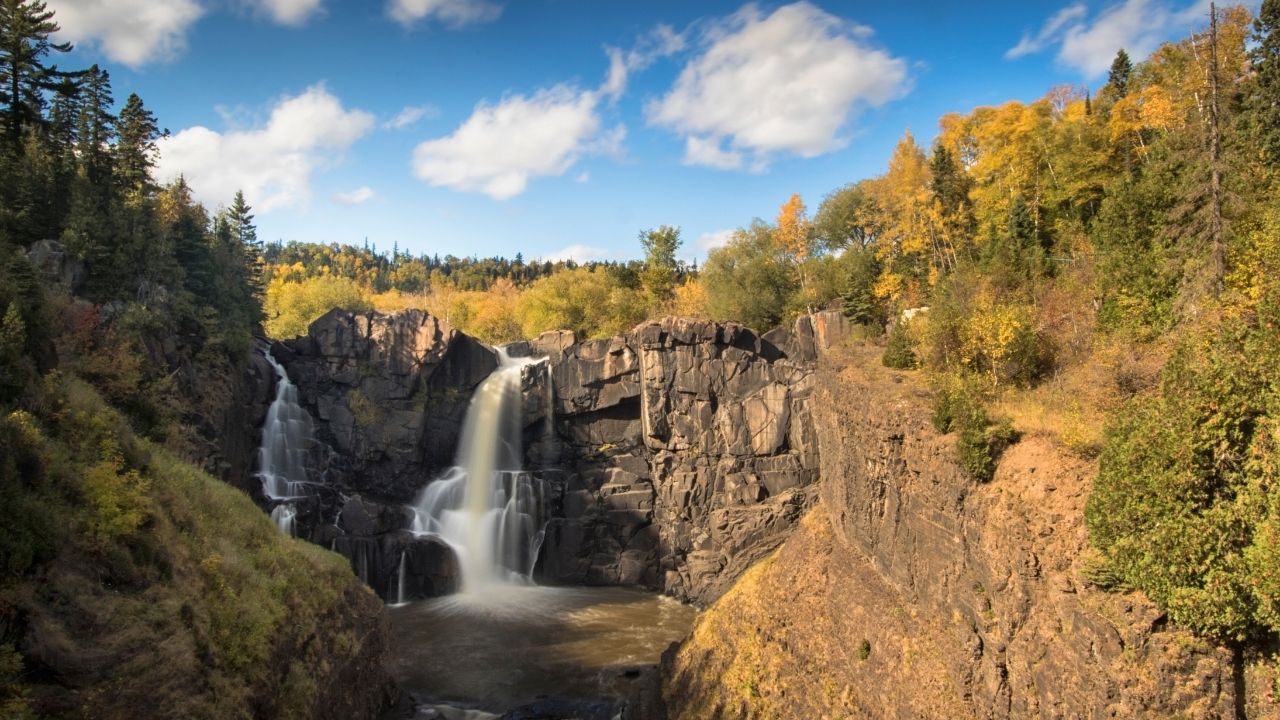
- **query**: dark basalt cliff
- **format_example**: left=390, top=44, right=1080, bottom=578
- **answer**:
left=663, top=343, right=1250, bottom=719
left=269, top=309, right=825, bottom=604
left=532, top=316, right=821, bottom=603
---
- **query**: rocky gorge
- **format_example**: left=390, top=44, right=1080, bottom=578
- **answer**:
left=260, top=308, right=825, bottom=605
left=222, top=306, right=1268, bottom=717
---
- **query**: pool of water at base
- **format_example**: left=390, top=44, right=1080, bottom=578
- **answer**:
left=386, top=586, right=698, bottom=714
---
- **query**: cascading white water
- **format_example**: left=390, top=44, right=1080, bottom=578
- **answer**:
left=408, top=349, right=548, bottom=595
left=258, top=351, right=316, bottom=535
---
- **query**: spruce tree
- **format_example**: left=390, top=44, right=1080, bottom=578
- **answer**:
left=76, top=64, right=113, bottom=186
left=0, top=0, right=70, bottom=146
left=1108, top=49, right=1133, bottom=97
left=114, top=93, right=161, bottom=200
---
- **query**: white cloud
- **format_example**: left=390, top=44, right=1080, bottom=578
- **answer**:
left=683, top=137, right=744, bottom=171
left=1008, top=0, right=1227, bottom=78
left=648, top=2, right=909, bottom=170
left=1006, top=4, right=1088, bottom=58
left=696, top=229, right=735, bottom=254
left=387, top=0, right=501, bottom=28
left=543, top=244, right=612, bottom=263
left=384, top=105, right=439, bottom=130
left=247, top=0, right=324, bottom=26
left=49, top=0, right=204, bottom=67
left=575, top=171, right=590, bottom=183
left=332, top=186, right=376, bottom=205
left=410, top=57, right=625, bottom=200
left=156, top=84, right=375, bottom=213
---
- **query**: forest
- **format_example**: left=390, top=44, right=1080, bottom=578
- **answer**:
left=2, top=0, right=1280, bottom=715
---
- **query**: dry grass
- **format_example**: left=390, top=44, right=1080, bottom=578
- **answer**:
left=994, top=336, right=1167, bottom=458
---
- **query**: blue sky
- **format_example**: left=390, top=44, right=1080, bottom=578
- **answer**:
left=46, top=0, right=1241, bottom=263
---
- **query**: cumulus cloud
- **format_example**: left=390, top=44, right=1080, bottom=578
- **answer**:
left=683, top=137, right=744, bottom=171
left=156, top=85, right=375, bottom=213
left=247, top=0, right=324, bottom=26
left=332, top=186, right=376, bottom=205
left=648, top=2, right=909, bottom=171
left=49, top=0, right=204, bottom=67
left=387, top=0, right=501, bottom=28
left=1008, top=0, right=1224, bottom=78
left=384, top=105, right=440, bottom=130
left=410, top=56, right=626, bottom=200
left=543, top=244, right=612, bottom=263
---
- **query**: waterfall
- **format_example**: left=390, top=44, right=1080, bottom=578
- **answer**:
left=409, top=349, right=548, bottom=595
left=258, top=350, right=316, bottom=535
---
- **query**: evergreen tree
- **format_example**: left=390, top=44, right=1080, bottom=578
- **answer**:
left=0, top=0, right=70, bottom=146
left=1108, top=49, right=1133, bottom=97
left=114, top=93, right=161, bottom=199
left=1252, top=0, right=1280, bottom=164
left=75, top=64, right=113, bottom=185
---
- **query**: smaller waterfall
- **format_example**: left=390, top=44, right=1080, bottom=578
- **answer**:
left=258, top=350, right=317, bottom=535
left=409, top=349, right=548, bottom=595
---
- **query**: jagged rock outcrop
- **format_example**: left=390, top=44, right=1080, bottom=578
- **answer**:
left=266, top=309, right=824, bottom=605
left=538, top=316, right=822, bottom=604
left=278, top=307, right=497, bottom=502
left=664, top=343, right=1247, bottom=718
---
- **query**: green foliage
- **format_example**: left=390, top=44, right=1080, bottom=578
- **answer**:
left=931, top=374, right=1016, bottom=482
left=812, top=182, right=871, bottom=251
left=1253, top=0, right=1280, bottom=164
left=640, top=224, right=681, bottom=309
left=516, top=266, right=646, bottom=339
left=839, top=245, right=882, bottom=325
left=1086, top=315, right=1280, bottom=640
left=701, top=220, right=797, bottom=331
left=857, top=639, right=871, bottom=661
left=1108, top=49, right=1133, bottom=97
left=881, top=320, right=918, bottom=369
left=0, top=642, right=34, bottom=720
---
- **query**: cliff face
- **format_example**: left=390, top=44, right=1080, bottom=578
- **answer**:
left=665, top=344, right=1243, bottom=719
left=270, top=309, right=823, bottom=605
left=279, top=307, right=497, bottom=502
left=535, top=317, right=821, bottom=603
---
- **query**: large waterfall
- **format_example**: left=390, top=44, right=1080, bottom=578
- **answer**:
left=258, top=350, right=316, bottom=535
left=408, top=349, right=547, bottom=594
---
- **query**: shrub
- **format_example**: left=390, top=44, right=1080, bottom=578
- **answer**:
left=882, top=321, right=918, bottom=369
left=931, top=374, right=1017, bottom=482
left=857, top=639, right=871, bottom=661
left=1085, top=317, right=1280, bottom=641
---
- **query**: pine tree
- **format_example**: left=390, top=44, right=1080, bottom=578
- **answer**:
left=0, top=0, right=71, bottom=146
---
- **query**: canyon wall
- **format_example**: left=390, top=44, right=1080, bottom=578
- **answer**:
left=270, top=309, right=824, bottom=604
left=664, top=343, right=1245, bottom=719
left=533, top=316, right=821, bottom=603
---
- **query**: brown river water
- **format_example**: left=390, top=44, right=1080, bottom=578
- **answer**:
left=386, top=585, right=697, bottom=714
